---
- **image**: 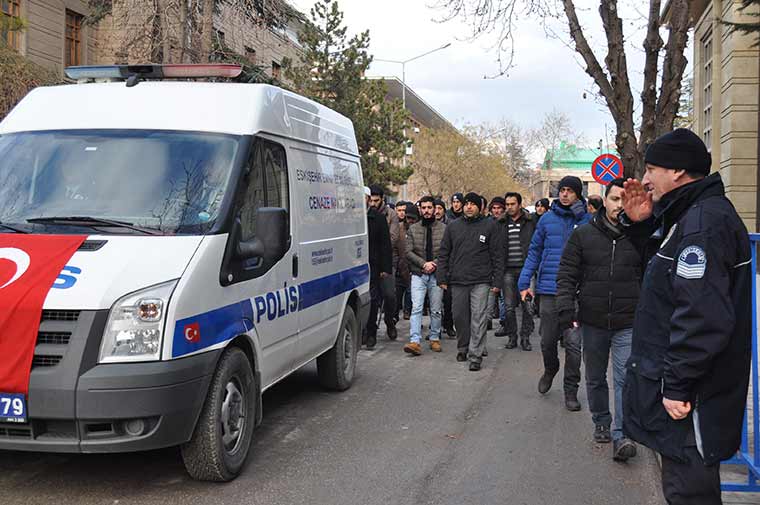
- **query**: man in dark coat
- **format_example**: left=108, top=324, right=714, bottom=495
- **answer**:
left=365, top=188, right=394, bottom=349
left=496, top=192, right=536, bottom=350
left=445, top=193, right=464, bottom=221
left=556, top=178, right=641, bottom=461
left=621, top=129, right=751, bottom=505
left=437, top=192, right=504, bottom=371
left=368, top=185, right=399, bottom=339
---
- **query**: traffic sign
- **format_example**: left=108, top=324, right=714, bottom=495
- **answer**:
left=591, top=154, right=623, bottom=185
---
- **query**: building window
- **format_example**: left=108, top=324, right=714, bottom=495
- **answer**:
left=245, top=46, right=257, bottom=65
left=65, top=10, right=83, bottom=66
left=701, top=31, right=713, bottom=151
left=2, top=0, right=22, bottom=50
left=271, top=60, right=281, bottom=80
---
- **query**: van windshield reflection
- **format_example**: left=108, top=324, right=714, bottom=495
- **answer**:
left=0, top=130, right=242, bottom=234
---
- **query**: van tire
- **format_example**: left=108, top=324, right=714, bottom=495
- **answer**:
left=317, top=305, right=358, bottom=391
left=181, top=347, right=256, bottom=481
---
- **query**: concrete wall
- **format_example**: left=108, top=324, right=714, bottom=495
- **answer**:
left=693, top=0, right=759, bottom=231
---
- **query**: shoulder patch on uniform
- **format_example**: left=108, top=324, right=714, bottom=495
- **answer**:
left=676, top=245, right=707, bottom=279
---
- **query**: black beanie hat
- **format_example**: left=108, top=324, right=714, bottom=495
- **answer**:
left=451, top=192, right=464, bottom=203
left=489, top=196, right=506, bottom=208
left=644, top=128, right=711, bottom=176
left=405, top=205, right=420, bottom=220
left=433, top=198, right=446, bottom=209
left=558, top=175, right=583, bottom=199
left=463, top=192, right=483, bottom=210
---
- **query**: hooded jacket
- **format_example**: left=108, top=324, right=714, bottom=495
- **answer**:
left=518, top=199, right=591, bottom=294
left=621, top=173, right=751, bottom=466
left=437, top=214, right=505, bottom=287
left=555, top=208, right=642, bottom=330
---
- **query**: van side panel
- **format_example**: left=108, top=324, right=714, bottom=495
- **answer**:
left=290, top=143, right=368, bottom=360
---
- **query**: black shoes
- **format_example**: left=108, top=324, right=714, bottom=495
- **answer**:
left=505, top=337, right=517, bottom=349
left=456, top=352, right=467, bottom=362
left=387, top=325, right=397, bottom=341
left=520, top=339, right=532, bottom=351
left=594, top=425, right=612, bottom=443
left=482, top=348, right=488, bottom=357
left=365, top=335, right=377, bottom=349
left=494, top=325, right=508, bottom=337
left=445, top=327, right=457, bottom=339
left=469, top=361, right=481, bottom=372
left=538, top=371, right=556, bottom=394
left=613, top=438, right=638, bottom=461
left=565, top=391, right=581, bottom=411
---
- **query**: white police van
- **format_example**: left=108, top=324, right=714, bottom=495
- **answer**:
left=0, top=64, right=370, bottom=481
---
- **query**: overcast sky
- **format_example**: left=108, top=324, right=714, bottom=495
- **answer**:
left=290, top=0, right=687, bottom=162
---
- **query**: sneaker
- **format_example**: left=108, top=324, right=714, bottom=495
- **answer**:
left=430, top=340, right=442, bottom=352
left=456, top=352, right=467, bottom=362
left=564, top=391, right=581, bottom=411
left=505, top=337, right=517, bottom=349
left=494, top=325, right=508, bottom=337
left=469, top=361, right=481, bottom=371
left=537, top=370, right=556, bottom=394
left=613, top=438, right=638, bottom=461
left=594, top=425, right=612, bottom=443
left=403, top=342, right=422, bottom=356
left=520, top=338, right=532, bottom=351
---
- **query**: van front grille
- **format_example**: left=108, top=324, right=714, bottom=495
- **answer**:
left=41, top=310, right=80, bottom=322
left=37, top=332, right=71, bottom=345
left=32, top=355, right=63, bottom=368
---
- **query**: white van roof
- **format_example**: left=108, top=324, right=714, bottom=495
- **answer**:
left=0, top=82, right=359, bottom=156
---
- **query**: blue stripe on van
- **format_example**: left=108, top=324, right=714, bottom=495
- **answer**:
left=171, top=264, right=369, bottom=358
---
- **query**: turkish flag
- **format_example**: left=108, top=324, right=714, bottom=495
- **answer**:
left=184, top=322, right=201, bottom=343
left=0, top=235, right=86, bottom=395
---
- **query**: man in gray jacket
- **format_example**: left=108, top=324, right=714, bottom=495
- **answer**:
left=403, top=196, right=447, bottom=356
left=438, top=192, right=505, bottom=371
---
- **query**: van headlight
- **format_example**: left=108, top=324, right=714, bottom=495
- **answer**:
left=99, top=280, right=178, bottom=363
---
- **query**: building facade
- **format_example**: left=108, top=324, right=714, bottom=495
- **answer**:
left=529, top=143, right=611, bottom=203
left=688, top=0, right=759, bottom=230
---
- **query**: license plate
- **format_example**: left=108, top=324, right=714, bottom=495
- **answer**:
left=0, top=393, right=27, bottom=423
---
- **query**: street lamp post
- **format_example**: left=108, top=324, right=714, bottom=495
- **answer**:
left=374, top=42, right=451, bottom=200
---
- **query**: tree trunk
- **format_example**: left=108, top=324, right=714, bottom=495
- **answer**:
left=200, top=0, right=214, bottom=63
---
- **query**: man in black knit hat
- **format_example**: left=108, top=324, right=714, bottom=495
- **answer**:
left=446, top=193, right=464, bottom=221
left=437, top=192, right=504, bottom=371
left=621, top=129, right=751, bottom=504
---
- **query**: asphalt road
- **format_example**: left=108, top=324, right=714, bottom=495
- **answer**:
left=0, top=319, right=663, bottom=505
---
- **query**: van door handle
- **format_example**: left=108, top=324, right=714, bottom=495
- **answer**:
left=292, top=254, right=299, bottom=278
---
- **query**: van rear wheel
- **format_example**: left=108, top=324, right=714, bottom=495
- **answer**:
left=317, top=305, right=358, bottom=391
left=181, top=347, right=256, bottom=481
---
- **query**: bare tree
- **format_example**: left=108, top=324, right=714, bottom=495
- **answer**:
left=527, top=109, right=583, bottom=170
left=435, top=0, right=692, bottom=178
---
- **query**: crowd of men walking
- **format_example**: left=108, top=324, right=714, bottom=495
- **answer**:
left=363, top=129, right=753, bottom=505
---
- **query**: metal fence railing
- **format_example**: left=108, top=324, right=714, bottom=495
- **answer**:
left=722, top=233, right=760, bottom=492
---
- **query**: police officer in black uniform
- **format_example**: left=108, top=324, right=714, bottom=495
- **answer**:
left=620, top=129, right=751, bottom=505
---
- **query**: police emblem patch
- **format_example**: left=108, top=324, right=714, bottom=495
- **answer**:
left=676, top=245, right=707, bottom=279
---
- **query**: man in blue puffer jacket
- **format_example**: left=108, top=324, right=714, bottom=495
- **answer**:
left=519, top=175, right=591, bottom=411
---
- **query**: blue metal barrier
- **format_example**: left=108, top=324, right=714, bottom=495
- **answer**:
left=721, top=233, right=760, bottom=492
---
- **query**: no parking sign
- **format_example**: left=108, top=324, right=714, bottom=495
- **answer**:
left=591, top=154, right=623, bottom=185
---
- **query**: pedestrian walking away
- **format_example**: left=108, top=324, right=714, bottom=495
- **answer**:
left=496, top=192, right=536, bottom=351
left=555, top=178, right=641, bottom=461
left=620, top=129, right=752, bottom=505
left=437, top=192, right=504, bottom=371
left=403, top=196, right=447, bottom=356
left=519, top=175, right=591, bottom=411
left=365, top=187, right=394, bottom=349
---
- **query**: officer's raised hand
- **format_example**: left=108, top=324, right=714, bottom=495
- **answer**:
left=621, top=178, right=653, bottom=222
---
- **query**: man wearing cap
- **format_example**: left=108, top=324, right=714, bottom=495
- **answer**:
left=434, top=199, right=447, bottom=223
left=621, top=129, right=751, bottom=504
left=365, top=187, right=393, bottom=349
left=519, top=175, right=591, bottom=411
left=368, top=184, right=399, bottom=340
left=403, top=196, right=447, bottom=356
left=435, top=198, right=455, bottom=337
left=446, top=193, right=464, bottom=221
left=437, top=192, right=504, bottom=371
left=534, top=198, right=550, bottom=223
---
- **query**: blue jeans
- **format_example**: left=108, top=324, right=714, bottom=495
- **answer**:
left=582, top=325, right=632, bottom=441
left=409, top=274, right=443, bottom=344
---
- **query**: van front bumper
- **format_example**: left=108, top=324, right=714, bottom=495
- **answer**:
left=0, top=309, right=220, bottom=453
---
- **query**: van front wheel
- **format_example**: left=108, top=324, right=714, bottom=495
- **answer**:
left=181, top=347, right=256, bottom=481
left=317, top=305, right=358, bottom=391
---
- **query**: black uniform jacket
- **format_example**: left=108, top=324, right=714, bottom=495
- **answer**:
left=556, top=208, right=642, bottom=330
left=622, top=173, right=752, bottom=465
left=437, top=214, right=505, bottom=288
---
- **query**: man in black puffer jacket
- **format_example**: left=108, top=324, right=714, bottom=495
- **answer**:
left=556, top=178, right=641, bottom=462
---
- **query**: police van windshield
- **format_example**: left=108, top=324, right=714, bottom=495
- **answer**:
left=0, top=129, right=242, bottom=234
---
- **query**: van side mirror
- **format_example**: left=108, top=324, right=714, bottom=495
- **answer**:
left=235, top=207, right=289, bottom=261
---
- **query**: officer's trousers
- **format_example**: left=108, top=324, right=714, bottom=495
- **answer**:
left=661, top=446, right=721, bottom=505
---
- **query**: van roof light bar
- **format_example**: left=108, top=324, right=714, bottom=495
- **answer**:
left=64, top=64, right=243, bottom=85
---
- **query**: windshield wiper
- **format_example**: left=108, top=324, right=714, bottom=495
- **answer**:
left=27, top=216, right=163, bottom=235
left=0, top=222, right=29, bottom=234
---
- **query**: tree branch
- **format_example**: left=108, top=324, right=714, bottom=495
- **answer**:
left=655, top=0, right=691, bottom=135
left=639, top=0, right=663, bottom=152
